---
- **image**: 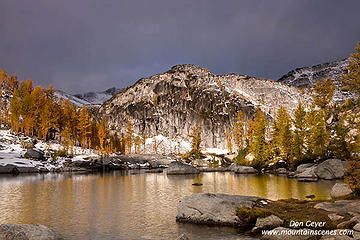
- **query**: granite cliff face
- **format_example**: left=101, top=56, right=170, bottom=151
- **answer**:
left=98, top=65, right=308, bottom=149
left=277, top=58, right=355, bottom=102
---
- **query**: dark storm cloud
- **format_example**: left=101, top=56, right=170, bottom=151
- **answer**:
left=0, top=0, right=359, bottom=93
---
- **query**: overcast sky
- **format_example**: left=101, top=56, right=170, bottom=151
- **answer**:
left=0, top=0, right=359, bottom=94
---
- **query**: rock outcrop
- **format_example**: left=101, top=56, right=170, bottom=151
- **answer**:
left=254, top=215, right=284, bottom=231
left=176, top=193, right=259, bottom=226
left=24, top=148, right=45, bottom=161
left=98, top=64, right=309, bottom=150
left=166, top=161, right=199, bottom=175
left=277, top=58, right=355, bottom=103
left=330, top=183, right=353, bottom=199
left=314, top=159, right=346, bottom=180
left=228, top=163, right=258, bottom=174
left=0, top=223, right=63, bottom=240
left=290, top=160, right=346, bottom=181
left=314, top=200, right=360, bottom=215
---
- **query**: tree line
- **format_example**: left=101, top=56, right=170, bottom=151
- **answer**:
left=188, top=42, right=360, bottom=194
left=0, top=71, right=124, bottom=156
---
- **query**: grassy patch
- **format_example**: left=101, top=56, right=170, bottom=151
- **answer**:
left=236, top=207, right=272, bottom=226
left=261, top=199, right=350, bottom=230
left=236, top=199, right=354, bottom=231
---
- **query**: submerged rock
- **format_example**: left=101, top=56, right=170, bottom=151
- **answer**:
left=330, top=183, right=353, bottom=199
left=176, top=193, right=259, bottom=226
left=167, top=161, right=199, bottom=175
left=0, top=223, right=63, bottom=240
left=192, top=183, right=203, bottom=186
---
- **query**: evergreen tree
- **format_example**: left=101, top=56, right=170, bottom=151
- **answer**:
left=341, top=41, right=360, bottom=99
left=78, top=106, right=91, bottom=148
left=9, top=88, right=21, bottom=132
left=328, top=114, right=351, bottom=160
left=248, top=108, right=268, bottom=169
left=125, top=120, right=133, bottom=153
left=225, top=129, right=233, bottom=154
left=306, top=109, right=329, bottom=159
left=312, top=78, right=335, bottom=111
left=98, top=117, right=108, bottom=153
left=188, top=126, right=202, bottom=159
left=272, top=106, right=293, bottom=164
left=292, top=102, right=307, bottom=166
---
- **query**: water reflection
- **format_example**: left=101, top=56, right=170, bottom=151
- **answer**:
left=0, top=172, right=339, bottom=240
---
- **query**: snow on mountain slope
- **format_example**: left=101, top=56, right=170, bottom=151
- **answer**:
left=98, top=64, right=309, bottom=149
left=74, top=87, right=121, bottom=105
left=54, top=90, right=91, bottom=106
left=54, top=88, right=121, bottom=107
left=277, top=58, right=356, bottom=102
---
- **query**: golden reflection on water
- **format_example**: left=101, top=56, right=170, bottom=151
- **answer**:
left=0, top=172, right=339, bottom=240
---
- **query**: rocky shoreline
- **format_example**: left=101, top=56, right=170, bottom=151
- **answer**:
left=176, top=193, right=360, bottom=240
left=0, top=150, right=349, bottom=184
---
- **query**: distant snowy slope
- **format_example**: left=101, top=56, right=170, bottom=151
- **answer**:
left=74, top=87, right=121, bottom=105
left=54, top=87, right=121, bottom=107
left=55, top=90, right=90, bottom=106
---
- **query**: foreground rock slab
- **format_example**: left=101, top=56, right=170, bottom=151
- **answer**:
left=176, top=193, right=259, bottom=226
left=167, top=161, right=200, bottom=175
left=0, top=223, right=63, bottom=240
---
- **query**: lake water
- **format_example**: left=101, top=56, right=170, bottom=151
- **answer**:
left=0, top=171, right=339, bottom=240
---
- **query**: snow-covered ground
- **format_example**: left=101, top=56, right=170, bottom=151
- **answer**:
left=0, top=130, right=99, bottom=171
left=55, top=90, right=91, bottom=107
left=0, top=130, right=229, bottom=173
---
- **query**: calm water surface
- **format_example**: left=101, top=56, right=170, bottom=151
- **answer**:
left=0, top=171, right=340, bottom=240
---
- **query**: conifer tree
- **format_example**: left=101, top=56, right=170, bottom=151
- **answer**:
left=40, top=99, right=59, bottom=140
left=292, top=102, right=307, bottom=166
left=134, top=136, right=141, bottom=154
left=125, top=120, right=133, bottom=153
left=188, top=126, right=202, bottom=159
left=98, top=117, right=108, bottom=153
left=306, top=109, right=328, bottom=159
left=226, top=129, right=233, bottom=154
left=60, top=126, right=72, bottom=154
left=9, top=88, right=21, bottom=132
left=248, top=108, right=268, bottom=168
left=341, top=41, right=360, bottom=99
left=345, top=110, right=360, bottom=195
left=78, top=106, right=91, bottom=148
left=312, top=78, right=335, bottom=111
left=328, top=114, right=351, bottom=160
left=272, top=106, right=293, bottom=163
